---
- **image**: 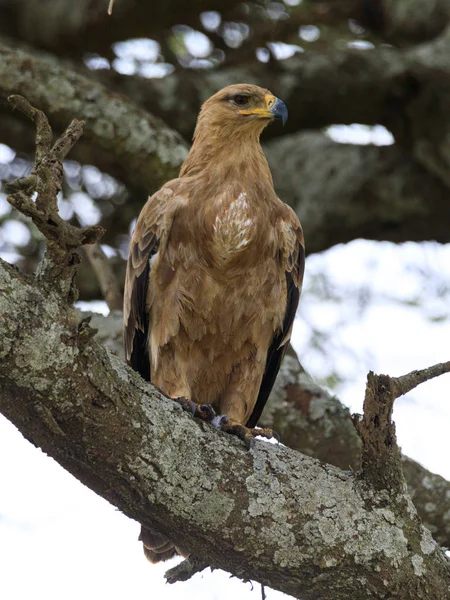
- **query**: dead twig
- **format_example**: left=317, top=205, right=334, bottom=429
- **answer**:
left=165, top=555, right=209, bottom=584
left=5, top=95, right=104, bottom=301
left=108, top=0, right=115, bottom=15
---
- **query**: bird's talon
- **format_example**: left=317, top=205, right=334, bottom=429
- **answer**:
left=173, top=396, right=197, bottom=416
left=198, top=404, right=216, bottom=421
left=211, top=414, right=228, bottom=428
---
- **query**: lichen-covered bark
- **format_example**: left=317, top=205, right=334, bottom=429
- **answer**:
left=94, top=318, right=450, bottom=550
left=1, top=259, right=449, bottom=599
left=0, top=41, right=187, bottom=194
left=264, top=351, right=450, bottom=549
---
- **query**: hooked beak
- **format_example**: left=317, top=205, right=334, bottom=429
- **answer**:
left=238, top=93, right=288, bottom=126
left=269, top=97, right=288, bottom=126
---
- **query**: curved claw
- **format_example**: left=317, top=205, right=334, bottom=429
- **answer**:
left=173, top=398, right=218, bottom=423
left=198, top=404, right=216, bottom=421
left=211, top=414, right=229, bottom=428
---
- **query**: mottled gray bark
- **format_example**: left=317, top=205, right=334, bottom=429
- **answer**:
left=91, top=314, right=450, bottom=549
left=0, top=258, right=449, bottom=599
left=266, top=132, right=450, bottom=254
left=0, top=40, right=188, bottom=194
left=265, top=353, right=450, bottom=549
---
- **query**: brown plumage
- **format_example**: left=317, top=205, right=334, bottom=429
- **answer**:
left=123, top=83, right=305, bottom=562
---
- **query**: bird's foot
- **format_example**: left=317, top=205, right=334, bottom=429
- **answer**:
left=173, top=397, right=217, bottom=423
left=220, top=423, right=280, bottom=450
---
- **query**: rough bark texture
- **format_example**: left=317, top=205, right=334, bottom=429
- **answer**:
left=1, top=258, right=449, bottom=599
left=267, top=133, right=450, bottom=254
left=0, top=40, right=188, bottom=194
left=89, top=314, right=450, bottom=549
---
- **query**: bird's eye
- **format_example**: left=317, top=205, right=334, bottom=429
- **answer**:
left=233, top=95, right=249, bottom=106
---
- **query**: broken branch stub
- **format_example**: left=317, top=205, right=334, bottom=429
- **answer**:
left=353, top=372, right=404, bottom=492
left=5, top=95, right=104, bottom=301
left=353, top=362, right=450, bottom=492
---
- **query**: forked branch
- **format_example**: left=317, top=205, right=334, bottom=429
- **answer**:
left=5, top=95, right=104, bottom=300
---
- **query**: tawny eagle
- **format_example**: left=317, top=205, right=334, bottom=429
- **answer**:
left=123, top=83, right=304, bottom=562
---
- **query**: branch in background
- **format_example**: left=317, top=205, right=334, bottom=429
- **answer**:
left=5, top=28, right=450, bottom=188
left=3, top=37, right=450, bottom=307
left=0, top=0, right=449, bottom=61
left=0, top=0, right=264, bottom=59
left=6, top=25, right=450, bottom=197
left=5, top=95, right=104, bottom=300
left=362, top=0, right=450, bottom=44
left=266, top=132, right=450, bottom=254
left=0, top=40, right=188, bottom=194
left=83, top=244, right=123, bottom=311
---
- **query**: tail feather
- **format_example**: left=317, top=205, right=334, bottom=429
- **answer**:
left=139, top=525, right=188, bottom=564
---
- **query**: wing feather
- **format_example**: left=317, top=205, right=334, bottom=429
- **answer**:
left=123, top=186, right=175, bottom=381
left=246, top=211, right=305, bottom=428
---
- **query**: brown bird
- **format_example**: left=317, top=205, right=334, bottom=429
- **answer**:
left=123, top=83, right=305, bottom=562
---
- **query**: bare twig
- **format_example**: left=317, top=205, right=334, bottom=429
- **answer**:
left=391, top=361, right=450, bottom=399
left=5, top=95, right=104, bottom=300
left=107, top=0, right=115, bottom=15
left=165, top=556, right=209, bottom=584
left=83, top=244, right=122, bottom=311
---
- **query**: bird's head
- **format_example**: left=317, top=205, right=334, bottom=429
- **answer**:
left=195, top=84, right=288, bottom=140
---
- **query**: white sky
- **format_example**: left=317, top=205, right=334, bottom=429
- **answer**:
left=1, top=121, right=450, bottom=598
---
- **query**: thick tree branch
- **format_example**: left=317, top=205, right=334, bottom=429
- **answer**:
left=0, top=41, right=188, bottom=194
left=92, top=312, right=450, bottom=549
left=266, top=132, right=450, bottom=254
left=1, top=258, right=449, bottom=599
